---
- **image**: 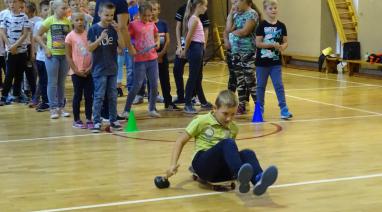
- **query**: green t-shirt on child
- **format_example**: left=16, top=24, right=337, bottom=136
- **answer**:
left=185, top=112, right=239, bottom=159
left=42, top=16, right=71, bottom=56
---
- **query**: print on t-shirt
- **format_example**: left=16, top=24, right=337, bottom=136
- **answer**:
left=260, top=27, right=283, bottom=61
left=51, top=24, right=70, bottom=50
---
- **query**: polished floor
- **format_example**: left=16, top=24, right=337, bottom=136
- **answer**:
left=1, top=62, right=382, bottom=211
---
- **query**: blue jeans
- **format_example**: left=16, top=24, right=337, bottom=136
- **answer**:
left=93, top=74, right=118, bottom=124
left=124, top=59, right=158, bottom=112
left=35, top=60, right=48, bottom=104
left=45, top=55, right=68, bottom=109
left=117, top=48, right=135, bottom=92
left=192, top=139, right=263, bottom=184
left=185, top=42, right=207, bottom=106
left=256, top=65, right=287, bottom=109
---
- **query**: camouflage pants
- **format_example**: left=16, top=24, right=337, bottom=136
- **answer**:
left=231, top=52, right=256, bottom=106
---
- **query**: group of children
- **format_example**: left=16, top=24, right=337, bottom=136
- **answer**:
left=0, top=0, right=292, bottom=196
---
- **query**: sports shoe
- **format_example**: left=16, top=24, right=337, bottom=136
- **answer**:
left=36, top=103, right=49, bottom=112
left=280, top=106, right=293, bottom=120
left=183, top=104, right=198, bottom=114
left=28, top=101, right=39, bottom=108
left=253, top=165, right=278, bottom=196
left=110, top=121, right=122, bottom=131
left=173, top=98, right=185, bottom=105
left=50, top=109, right=59, bottom=119
left=237, top=163, right=254, bottom=193
left=59, top=108, right=71, bottom=117
left=165, top=103, right=182, bottom=111
left=148, top=110, right=161, bottom=118
left=119, top=111, right=129, bottom=119
left=156, top=95, right=164, bottom=103
left=236, top=104, right=246, bottom=115
left=192, top=96, right=201, bottom=106
left=73, top=120, right=85, bottom=129
left=0, top=100, right=4, bottom=106
left=86, top=121, right=94, bottom=129
left=101, top=117, right=109, bottom=123
left=133, top=95, right=144, bottom=105
left=200, top=102, right=213, bottom=111
left=91, top=122, right=102, bottom=133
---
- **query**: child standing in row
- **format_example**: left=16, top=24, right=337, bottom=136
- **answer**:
left=181, top=0, right=212, bottom=114
left=151, top=0, right=180, bottom=111
left=36, top=0, right=71, bottom=119
left=33, top=0, right=50, bottom=112
left=68, top=0, right=93, bottom=31
left=0, top=0, right=30, bottom=105
left=255, top=0, right=292, bottom=119
left=121, top=2, right=161, bottom=118
left=227, top=0, right=260, bottom=115
left=88, top=2, right=124, bottom=133
left=65, top=12, right=93, bottom=129
left=166, top=90, right=278, bottom=196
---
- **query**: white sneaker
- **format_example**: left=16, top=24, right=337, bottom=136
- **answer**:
left=148, top=110, right=161, bottom=118
left=119, top=111, right=129, bottom=119
left=156, top=95, right=164, bottom=103
left=50, top=109, right=59, bottom=119
left=59, top=108, right=71, bottom=117
left=133, top=95, right=144, bottom=105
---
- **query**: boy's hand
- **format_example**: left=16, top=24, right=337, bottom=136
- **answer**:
left=129, top=47, right=137, bottom=56
left=76, top=71, right=87, bottom=78
left=111, top=21, right=120, bottom=32
left=166, top=164, right=180, bottom=178
left=100, top=29, right=108, bottom=40
left=175, top=46, right=182, bottom=56
left=180, top=49, right=186, bottom=59
left=273, top=42, right=281, bottom=50
left=9, top=45, right=17, bottom=55
left=117, top=46, right=122, bottom=55
left=158, top=53, right=163, bottom=63
left=44, top=48, right=52, bottom=58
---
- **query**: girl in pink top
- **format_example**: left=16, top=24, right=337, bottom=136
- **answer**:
left=65, top=12, right=93, bottom=129
left=181, top=0, right=212, bottom=114
left=121, top=2, right=161, bottom=118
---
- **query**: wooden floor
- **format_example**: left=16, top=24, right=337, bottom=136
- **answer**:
left=1, top=62, right=382, bottom=211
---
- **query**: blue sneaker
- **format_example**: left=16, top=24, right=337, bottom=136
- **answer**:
left=183, top=104, right=198, bottom=114
left=237, top=163, right=253, bottom=193
left=253, top=165, right=278, bottom=196
left=280, top=106, right=293, bottom=120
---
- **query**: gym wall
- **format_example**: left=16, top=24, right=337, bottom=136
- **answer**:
left=357, top=0, right=382, bottom=56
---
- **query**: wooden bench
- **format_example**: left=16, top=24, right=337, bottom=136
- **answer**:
left=282, top=53, right=318, bottom=70
left=326, top=57, right=382, bottom=76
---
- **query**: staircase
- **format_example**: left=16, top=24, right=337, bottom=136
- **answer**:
left=327, top=0, right=358, bottom=43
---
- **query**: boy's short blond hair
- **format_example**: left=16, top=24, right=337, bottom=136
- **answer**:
left=215, top=90, right=238, bottom=109
left=263, top=0, right=278, bottom=8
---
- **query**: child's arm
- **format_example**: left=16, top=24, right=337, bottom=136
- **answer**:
left=203, top=27, right=209, bottom=50
left=280, top=36, right=288, bottom=52
left=87, top=29, right=108, bottom=52
left=65, top=42, right=85, bottom=77
left=182, top=17, right=199, bottom=58
left=256, top=35, right=279, bottom=49
left=232, top=19, right=256, bottom=37
left=35, top=25, right=51, bottom=57
left=112, top=21, right=125, bottom=49
left=154, top=30, right=160, bottom=50
left=158, top=32, right=170, bottom=58
left=30, top=32, right=35, bottom=61
left=224, top=11, right=235, bottom=49
left=9, top=27, right=30, bottom=54
left=175, top=21, right=182, bottom=55
left=166, top=132, right=192, bottom=177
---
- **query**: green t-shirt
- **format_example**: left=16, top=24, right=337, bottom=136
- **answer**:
left=42, top=16, right=71, bottom=56
left=185, top=112, right=239, bottom=158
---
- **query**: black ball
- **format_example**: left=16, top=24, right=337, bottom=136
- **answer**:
left=154, top=176, right=170, bottom=189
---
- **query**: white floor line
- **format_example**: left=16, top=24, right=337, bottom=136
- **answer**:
left=284, top=72, right=382, bottom=88
left=284, top=85, right=376, bottom=91
left=277, top=92, right=382, bottom=115
left=203, top=78, right=382, bottom=116
left=33, top=172, right=382, bottom=212
left=1, top=114, right=380, bottom=144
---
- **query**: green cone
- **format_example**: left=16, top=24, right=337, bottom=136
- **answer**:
left=124, top=110, right=139, bottom=132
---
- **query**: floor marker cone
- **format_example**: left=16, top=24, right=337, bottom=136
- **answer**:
left=124, top=110, right=139, bottom=132
left=252, top=103, right=264, bottom=123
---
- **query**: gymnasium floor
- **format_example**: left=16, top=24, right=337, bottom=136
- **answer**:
left=1, top=62, right=382, bottom=211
